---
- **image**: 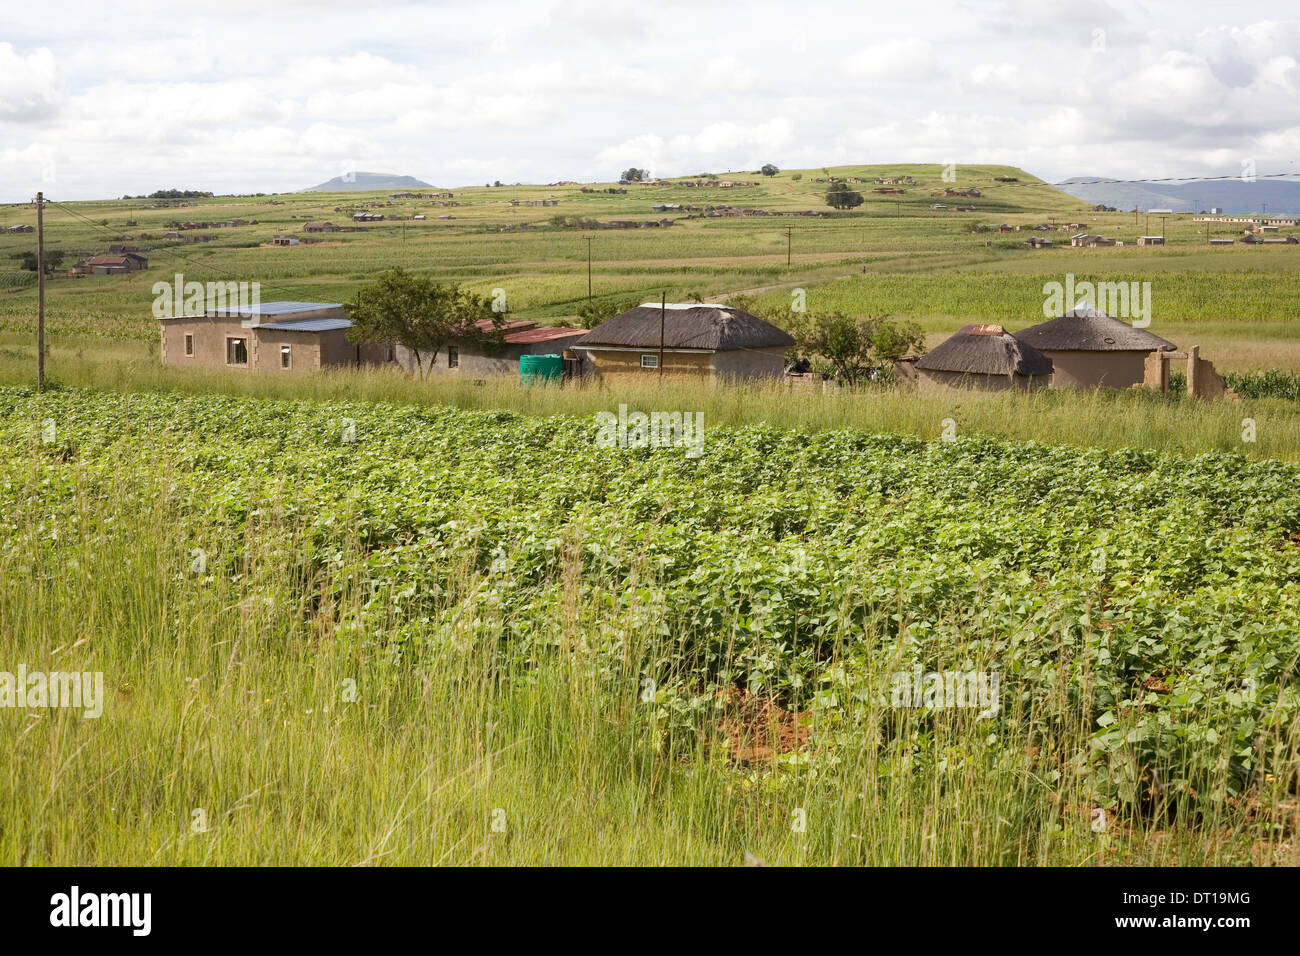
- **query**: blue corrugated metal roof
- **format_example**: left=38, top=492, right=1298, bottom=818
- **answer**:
left=207, top=301, right=343, bottom=317
left=257, top=318, right=353, bottom=332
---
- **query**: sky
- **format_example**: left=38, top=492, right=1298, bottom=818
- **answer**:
left=1, top=0, right=1298, bottom=202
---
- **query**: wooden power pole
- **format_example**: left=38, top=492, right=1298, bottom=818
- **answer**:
left=585, top=236, right=594, bottom=299
left=36, top=191, right=45, bottom=391
left=658, top=292, right=665, bottom=377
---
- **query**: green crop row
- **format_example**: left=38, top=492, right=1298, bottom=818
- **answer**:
left=3, top=386, right=1297, bottom=827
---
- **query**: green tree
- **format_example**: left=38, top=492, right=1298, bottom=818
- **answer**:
left=620, top=168, right=648, bottom=182
left=345, top=268, right=501, bottom=376
left=825, top=182, right=864, bottom=210
left=760, top=163, right=779, bottom=176
left=17, top=250, right=64, bottom=274
left=785, top=311, right=922, bottom=384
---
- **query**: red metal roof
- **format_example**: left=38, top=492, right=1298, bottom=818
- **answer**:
left=474, top=318, right=536, bottom=332
left=503, top=326, right=589, bottom=345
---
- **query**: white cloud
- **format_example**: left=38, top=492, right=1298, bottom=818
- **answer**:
left=1, top=1, right=1300, bottom=198
left=596, top=119, right=796, bottom=178
left=0, top=44, right=62, bottom=122
left=843, top=38, right=942, bottom=82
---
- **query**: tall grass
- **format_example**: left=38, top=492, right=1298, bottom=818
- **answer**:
left=3, top=338, right=1300, bottom=461
left=2, top=463, right=1289, bottom=865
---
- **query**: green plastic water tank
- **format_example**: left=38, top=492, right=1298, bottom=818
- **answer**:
left=520, top=353, right=564, bottom=386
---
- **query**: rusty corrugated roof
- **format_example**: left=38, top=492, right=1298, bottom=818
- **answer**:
left=503, top=326, right=588, bottom=345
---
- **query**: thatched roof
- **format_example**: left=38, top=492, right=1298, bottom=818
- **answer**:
left=575, top=303, right=795, bottom=351
left=1013, top=306, right=1176, bottom=352
left=915, top=324, right=1053, bottom=377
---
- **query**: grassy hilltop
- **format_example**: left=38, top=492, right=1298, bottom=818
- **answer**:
left=4, top=162, right=1298, bottom=371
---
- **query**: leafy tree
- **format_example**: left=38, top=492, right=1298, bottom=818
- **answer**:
left=345, top=268, right=501, bottom=376
left=784, top=311, right=922, bottom=384
left=760, top=163, right=779, bottom=177
left=620, top=168, right=648, bottom=182
left=869, top=317, right=925, bottom=362
left=17, top=250, right=63, bottom=273
left=791, top=173, right=802, bottom=181
left=825, top=182, right=864, bottom=209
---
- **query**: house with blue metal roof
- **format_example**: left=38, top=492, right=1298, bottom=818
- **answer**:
left=159, top=301, right=394, bottom=372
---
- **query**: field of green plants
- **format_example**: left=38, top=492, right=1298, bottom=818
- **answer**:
left=3, top=385, right=1297, bottom=865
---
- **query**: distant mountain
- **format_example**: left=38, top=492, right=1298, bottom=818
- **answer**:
left=1058, top=176, right=1300, bottom=215
left=302, top=172, right=434, bottom=192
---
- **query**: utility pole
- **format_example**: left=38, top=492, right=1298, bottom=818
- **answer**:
left=785, top=226, right=793, bottom=267
left=585, top=236, right=594, bottom=299
left=1161, top=216, right=1166, bottom=243
left=36, top=191, right=45, bottom=391
left=658, top=292, right=665, bottom=378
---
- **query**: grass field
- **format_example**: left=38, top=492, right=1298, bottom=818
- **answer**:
left=3, top=385, right=1297, bottom=865
left=2, top=164, right=1299, bottom=867
left=6, top=335, right=1300, bottom=461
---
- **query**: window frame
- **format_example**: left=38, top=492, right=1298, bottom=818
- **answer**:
left=280, top=345, right=292, bottom=370
left=183, top=333, right=194, bottom=357
left=640, top=353, right=659, bottom=369
left=225, top=336, right=249, bottom=367
left=448, top=345, right=459, bottom=368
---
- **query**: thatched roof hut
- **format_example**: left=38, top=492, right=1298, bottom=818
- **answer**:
left=574, top=303, right=794, bottom=382
left=914, top=324, right=1052, bottom=392
left=1011, top=306, right=1175, bottom=389
left=576, top=303, right=794, bottom=351
left=1012, top=305, right=1176, bottom=353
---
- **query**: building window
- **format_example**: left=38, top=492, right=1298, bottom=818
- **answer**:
left=384, top=344, right=395, bottom=363
left=280, top=345, right=292, bottom=369
left=448, top=346, right=459, bottom=368
left=226, top=337, right=248, bottom=366
left=184, top=334, right=194, bottom=356
left=640, top=353, right=659, bottom=369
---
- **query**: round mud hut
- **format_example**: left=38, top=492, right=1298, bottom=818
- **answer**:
left=914, top=323, right=1053, bottom=393
left=1011, top=305, right=1176, bottom=389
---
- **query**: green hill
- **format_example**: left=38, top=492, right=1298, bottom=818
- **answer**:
left=303, top=172, right=435, bottom=192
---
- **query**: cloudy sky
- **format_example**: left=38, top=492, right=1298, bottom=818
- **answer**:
left=1, top=0, right=1298, bottom=201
